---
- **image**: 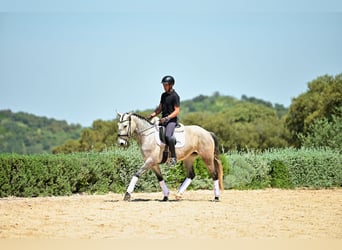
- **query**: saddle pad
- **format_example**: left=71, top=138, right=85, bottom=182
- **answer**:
left=154, top=124, right=185, bottom=148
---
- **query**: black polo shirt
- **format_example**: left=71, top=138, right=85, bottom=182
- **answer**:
left=160, top=90, right=180, bottom=122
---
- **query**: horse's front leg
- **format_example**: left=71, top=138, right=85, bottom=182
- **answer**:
left=151, top=165, right=169, bottom=201
left=123, top=159, right=152, bottom=201
left=175, top=156, right=196, bottom=200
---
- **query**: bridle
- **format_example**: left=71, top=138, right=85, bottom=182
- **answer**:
left=118, top=113, right=155, bottom=144
left=118, top=115, right=131, bottom=135
left=117, top=114, right=132, bottom=145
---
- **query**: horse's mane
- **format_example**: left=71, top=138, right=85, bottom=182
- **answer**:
left=131, top=113, right=154, bottom=125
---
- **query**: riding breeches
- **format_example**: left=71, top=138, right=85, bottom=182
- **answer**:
left=165, top=121, right=177, bottom=142
left=164, top=121, right=177, bottom=158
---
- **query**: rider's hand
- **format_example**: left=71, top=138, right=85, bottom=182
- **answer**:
left=147, top=112, right=156, bottom=120
left=160, top=117, right=169, bottom=124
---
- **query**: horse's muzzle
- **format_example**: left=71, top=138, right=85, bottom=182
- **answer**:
left=118, top=138, right=128, bottom=147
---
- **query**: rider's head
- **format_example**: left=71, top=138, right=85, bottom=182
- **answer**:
left=161, top=75, right=175, bottom=92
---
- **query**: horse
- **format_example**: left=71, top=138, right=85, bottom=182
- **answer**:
left=117, top=112, right=224, bottom=201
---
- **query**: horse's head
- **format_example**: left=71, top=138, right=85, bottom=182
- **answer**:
left=117, top=112, right=153, bottom=147
left=117, top=112, right=135, bottom=147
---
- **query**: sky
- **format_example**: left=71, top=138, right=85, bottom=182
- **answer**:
left=1, top=1, right=342, bottom=127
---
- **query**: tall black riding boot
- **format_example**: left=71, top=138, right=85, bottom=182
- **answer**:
left=168, top=136, right=177, bottom=167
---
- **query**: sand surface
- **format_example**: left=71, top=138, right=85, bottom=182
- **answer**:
left=1, top=189, right=341, bottom=239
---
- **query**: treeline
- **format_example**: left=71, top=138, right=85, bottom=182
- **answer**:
left=0, top=110, right=83, bottom=154
left=53, top=73, right=341, bottom=154
left=0, top=73, right=341, bottom=197
left=1, top=73, right=341, bottom=154
left=52, top=97, right=289, bottom=153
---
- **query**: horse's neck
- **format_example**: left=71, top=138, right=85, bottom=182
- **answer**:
left=131, top=115, right=151, bottom=133
left=130, top=115, right=154, bottom=148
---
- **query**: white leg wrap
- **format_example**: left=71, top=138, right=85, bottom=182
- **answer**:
left=178, top=177, right=192, bottom=194
left=159, top=180, right=169, bottom=197
left=127, top=176, right=138, bottom=194
left=214, top=179, right=220, bottom=197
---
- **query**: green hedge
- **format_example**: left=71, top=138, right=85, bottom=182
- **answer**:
left=0, top=144, right=146, bottom=197
left=0, top=145, right=341, bottom=197
left=224, top=147, right=341, bottom=189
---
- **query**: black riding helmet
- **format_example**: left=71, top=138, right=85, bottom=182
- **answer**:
left=161, top=75, right=175, bottom=85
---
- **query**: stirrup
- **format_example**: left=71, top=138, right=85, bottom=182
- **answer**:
left=168, top=157, right=177, bottom=167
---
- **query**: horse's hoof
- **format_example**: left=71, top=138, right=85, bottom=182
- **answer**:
left=123, top=192, right=131, bottom=201
left=212, top=196, right=220, bottom=202
left=162, top=196, right=168, bottom=202
left=175, top=193, right=182, bottom=200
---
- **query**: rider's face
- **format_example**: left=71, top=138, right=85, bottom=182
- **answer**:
left=163, top=83, right=172, bottom=92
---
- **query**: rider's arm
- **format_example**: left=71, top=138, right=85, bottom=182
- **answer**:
left=149, top=103, right=162, bottom=118
left=167, top=105, right=180, bottom=120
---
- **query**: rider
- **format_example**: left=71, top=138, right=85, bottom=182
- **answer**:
left=148, top=75, right=180, bottom=166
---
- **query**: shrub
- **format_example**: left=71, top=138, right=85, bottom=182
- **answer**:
left=224, top=151, right=270, bottom=189
left=298, top=113, right=342, bottom=151
left=261, top=148, right=341, bottom=188
left=224, top=148, right=341, bottom=189
left=0, top=146, right=340, bottom=198
left=269, top=160, right=293, bottom=188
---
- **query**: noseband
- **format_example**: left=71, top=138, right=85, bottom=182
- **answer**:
left=117, top=114, right=132, bottom=143
left=118, top=113, right=154, bottom=143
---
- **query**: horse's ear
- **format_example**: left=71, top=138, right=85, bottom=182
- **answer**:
left=117, top=111, right=122, bottom=118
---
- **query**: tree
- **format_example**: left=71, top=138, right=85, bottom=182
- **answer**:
left=182, top=102, right=289, bottom=151
left=221, top=103, right=289, bottom=151
left=285, top=73, right=342, bottom=146
left=0, top=110, right=82, bottom=154
left=53, top=119, right=117, bottom=153
left=52, top=140, right=81, bottom=154
left=298, top=111, right=342, bottom=151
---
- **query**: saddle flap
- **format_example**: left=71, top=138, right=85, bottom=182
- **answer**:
left=159, top=126, right=166, bottom=144
left=155, top=124, right=185, bottom=148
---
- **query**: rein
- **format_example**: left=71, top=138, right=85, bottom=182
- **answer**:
left=136, top=125, right=155, bottom=136
left=118, top=114, right=155, bottom=140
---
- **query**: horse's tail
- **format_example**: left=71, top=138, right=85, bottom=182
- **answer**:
left=210, top=132, right=224, bottom=190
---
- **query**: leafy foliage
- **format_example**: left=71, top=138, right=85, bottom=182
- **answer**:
left=52, top=73, right=342, bottom=153
left=52, top=119, right=117, bottom=153
left=261, top=148, right=342, bottom=188
left=53, top=93, right=290, bottom=153
left=1, top=145, right=340, bottom=198
left=2, top=73, right=341, bottom=154
left=285, top=73, right=342, bottom=146
left=298, top=111, right=342, bottom=151
left=268, top=160, right=293, bottom=189
left=180, top=92, right=239, bottom=114
left=0, top=110, right=82, bottom=154
left=182, top=102, right=290, bottom=151
left=224, top=151, right=271, bottom=189
left=223, top=147, right=341, bottom=190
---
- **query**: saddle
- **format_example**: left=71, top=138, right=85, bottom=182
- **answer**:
left=155, top=123, right=185, bottom=164
left=158, top=123, right=183, bottom=144
left=155, top=123, right=185, bottom=147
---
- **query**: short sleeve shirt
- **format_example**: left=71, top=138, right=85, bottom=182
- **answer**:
left=160, top=90, right=180, bottom=122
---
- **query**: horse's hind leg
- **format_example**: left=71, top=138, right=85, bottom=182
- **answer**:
left=176, top=156, right=196, bottom=199
left=202, top=156, right=220, bottom=201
